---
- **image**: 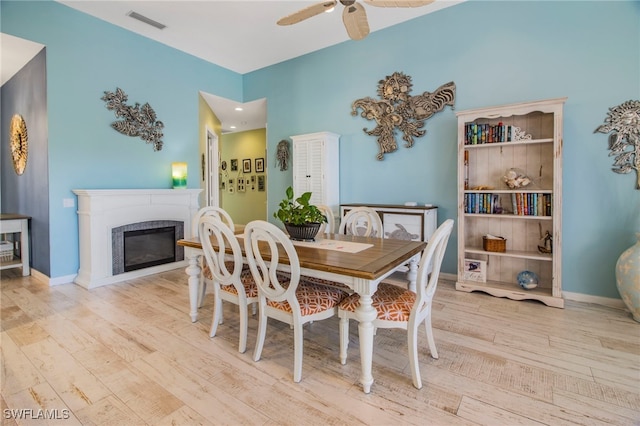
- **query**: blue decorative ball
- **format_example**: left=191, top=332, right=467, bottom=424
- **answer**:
left=517, top=270, right=539, bottom=290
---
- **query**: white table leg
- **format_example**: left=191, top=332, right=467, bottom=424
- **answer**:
left=184, top=248, right=201, bottom=323
left=353, top=278, right=378, bottom=394
left=407, top=254, right=419, bottom=293
left=19, top=218, right=30, bottom=276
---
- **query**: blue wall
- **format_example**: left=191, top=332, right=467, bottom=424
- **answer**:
left=245, top=0, right=640, bottom=299
left=1, top=1, right=242, bottom=278
left=2, top=1, right=638, bottom=299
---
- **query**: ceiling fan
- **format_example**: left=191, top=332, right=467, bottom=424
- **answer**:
left=277, top=0, right=435, bottom=41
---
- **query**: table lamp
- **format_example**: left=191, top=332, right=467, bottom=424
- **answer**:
left=172, top=162, right=187, bottom=189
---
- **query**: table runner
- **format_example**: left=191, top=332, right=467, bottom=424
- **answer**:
left=236, top=235, right=372, bottom=253
left=291, top=238, right=372, bottom=253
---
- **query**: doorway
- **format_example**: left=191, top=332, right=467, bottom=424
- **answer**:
left=205, top=127, right=219, bottom=207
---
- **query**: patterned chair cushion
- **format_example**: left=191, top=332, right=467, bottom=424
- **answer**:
left=338, top=282, right=416, bottom=322
left=278, top=271, right=352, bottom=292
left=267, top=282, right=347, bottom=316
left=203, top=261, right=249, bottom=280
left=220, top=268, right=259, bottom=298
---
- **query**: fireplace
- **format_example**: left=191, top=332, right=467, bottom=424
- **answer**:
left=73, top=188, right=201, bottom=289
left=112, top=220, right=184, bottom=275
left=125, top=226, right=175, bottom=272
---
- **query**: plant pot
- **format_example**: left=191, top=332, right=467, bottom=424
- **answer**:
left=616, top=232, right=640, bottom=322
left=284, top=222, right=321, bottom=242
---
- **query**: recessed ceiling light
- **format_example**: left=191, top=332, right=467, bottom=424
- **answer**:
left=325, top=6, right=335, bottom=13
left=235, top=107, right=243, bottom=111
left=230, top=125, right=237, bottom=129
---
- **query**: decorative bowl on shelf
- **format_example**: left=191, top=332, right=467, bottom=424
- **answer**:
left=517, top=270, right=539, bottom=290
left=503, top=168, right=531, bottom=189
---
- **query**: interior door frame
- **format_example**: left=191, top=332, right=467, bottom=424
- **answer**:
left=205, top=126, right=219, bottom=207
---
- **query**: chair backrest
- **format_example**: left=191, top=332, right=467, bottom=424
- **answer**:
left=198, top=215, right=244, bottom=287
left=316, top=205, right=335, bottom=235
left=243, top=220, right=302, bottom=311
left=413, top=219, right=454, bottom=311
left=192, top=206, right=235, bottom=237
left=338, top=207, right=383, bottom=238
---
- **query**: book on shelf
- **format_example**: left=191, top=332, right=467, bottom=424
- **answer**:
left=464, top=122, right=514, bottom=145
left=464, top=193, right=503, bottom=214
left=509, top=193, right=553, bottom=216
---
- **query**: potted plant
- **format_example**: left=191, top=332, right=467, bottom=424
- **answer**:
left=274, top=186, right=327, bottom=241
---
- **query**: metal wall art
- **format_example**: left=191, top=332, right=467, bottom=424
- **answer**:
left=351, top=72, right=456, bottom=160
left=101, top=88, right=164, bottom=151
left=276, top=139, right=290, bottom=171
left=594, top=99, right=640, bottom=189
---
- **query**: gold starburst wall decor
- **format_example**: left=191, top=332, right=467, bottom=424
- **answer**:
left=351, top=72, right=455, bottom=160
left=9, top=114, right=28, bottom=175
left=594, top=99, right=640, bottom=189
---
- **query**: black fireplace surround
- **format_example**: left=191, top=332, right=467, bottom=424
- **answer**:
left=112, top=220, right=184, bottom=275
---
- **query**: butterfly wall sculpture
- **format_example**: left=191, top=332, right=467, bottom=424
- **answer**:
left=101, top=88, right=164, bottom=151
left=351, top=72, right=455, bottom=160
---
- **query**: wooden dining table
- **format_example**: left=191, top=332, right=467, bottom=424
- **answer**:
left=177, top=232, right=426, bottom=394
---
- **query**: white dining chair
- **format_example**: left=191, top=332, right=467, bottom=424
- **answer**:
left=199, top=215, right=257, bottom=353
left=337, top=219, right=454, bottom=389
left=192, top=206, right=236, bottom=307
left=338, top=207, right=383, bottom=238
left=243, top=220, right=348, bottom=383
left=316, top=204, right=335, bottom=235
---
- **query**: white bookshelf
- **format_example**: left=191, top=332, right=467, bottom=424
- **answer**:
left=455, top=98, right=566, bottom=308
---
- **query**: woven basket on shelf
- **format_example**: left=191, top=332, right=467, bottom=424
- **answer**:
left=483, top=236, right=506, bottom=252
left=0, top=242, right=13, bottom=262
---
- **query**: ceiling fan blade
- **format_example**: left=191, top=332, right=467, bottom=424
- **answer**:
left=363, top=0, right=435, bottom=7
left=343, top=2, right=370, bottom=40
left=277, top=1, right=338, bottom=26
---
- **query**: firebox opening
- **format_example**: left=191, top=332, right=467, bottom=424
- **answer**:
left=124, top=226, right=176, bottom=272
left=112, top=220, right=184, bottom=275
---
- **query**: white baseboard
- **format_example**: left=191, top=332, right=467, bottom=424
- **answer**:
left=29, top=268, right=75, bottom=286
left=562, top=291, right=625, bottom=309
left=34, top=267, right=624, bottom=310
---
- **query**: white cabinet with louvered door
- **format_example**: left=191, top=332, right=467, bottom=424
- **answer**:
left=291, top=132, right=340, bottom=221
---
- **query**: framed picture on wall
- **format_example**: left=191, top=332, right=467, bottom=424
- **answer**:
left=257, top=175, right=265, bottom=191
left=255, top=157, right=264, bottom=173
left=243, top=158, right=252, bottom=173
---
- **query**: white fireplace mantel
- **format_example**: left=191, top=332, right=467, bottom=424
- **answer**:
left=73, top=189, right=202, bottom=289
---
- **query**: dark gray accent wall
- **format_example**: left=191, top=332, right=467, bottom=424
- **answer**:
left=1, top=48, right=50, bottom=276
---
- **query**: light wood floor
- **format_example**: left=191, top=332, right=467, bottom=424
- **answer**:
left=2, top=268, right=639, bottom=425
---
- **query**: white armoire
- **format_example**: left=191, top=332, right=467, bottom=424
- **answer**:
left=291, top=131, right=340, bottom=221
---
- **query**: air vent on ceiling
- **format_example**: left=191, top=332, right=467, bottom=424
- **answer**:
left=126, top=11, right=166, bottom=30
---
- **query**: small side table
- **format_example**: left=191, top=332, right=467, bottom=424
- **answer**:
left=0, top=214, right=31, bottom=276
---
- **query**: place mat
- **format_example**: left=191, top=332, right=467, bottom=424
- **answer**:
left=291, top=238, right=372, bottom=253
left=235, top=235, right=372, bottom=254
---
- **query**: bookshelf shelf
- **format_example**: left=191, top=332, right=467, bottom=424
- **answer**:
left=456, top=98, right=566, bottom=308
left=456, top=279, right=564, bottom=308
left=465, top=246, right=553, bottom=261
left=464, top=214, right=553, bottom=220
left=464, top=138, right=554, bottom=149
